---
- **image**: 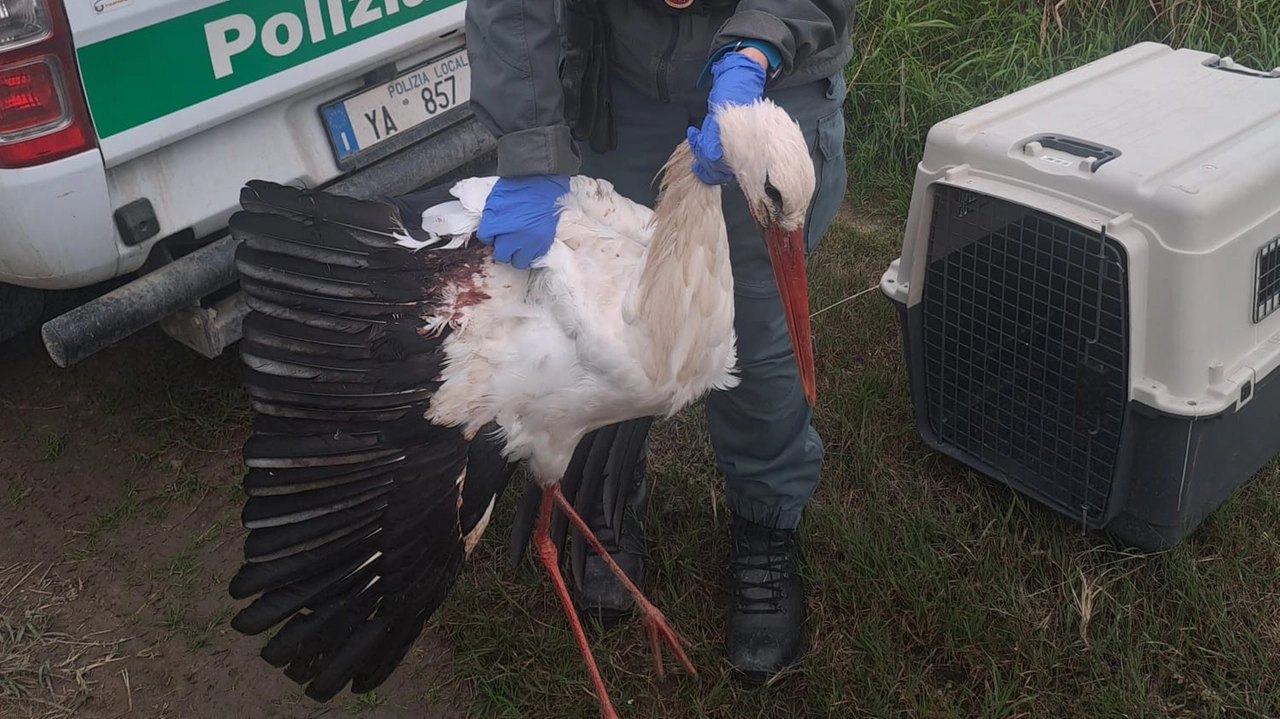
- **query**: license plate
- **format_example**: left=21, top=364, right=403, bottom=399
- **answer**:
left=320, top=48, right=471, bottom=162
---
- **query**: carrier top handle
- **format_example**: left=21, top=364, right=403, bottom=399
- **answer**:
left=1202, top=55, right=1280, bottom=79
left=1021, top=134, right=1123, bottom=173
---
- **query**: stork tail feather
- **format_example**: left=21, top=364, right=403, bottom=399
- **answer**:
left=227, top=179, right=513, bottom=702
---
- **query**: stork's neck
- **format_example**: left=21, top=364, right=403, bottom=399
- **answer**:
left=629, top=142, right=736, bottom=387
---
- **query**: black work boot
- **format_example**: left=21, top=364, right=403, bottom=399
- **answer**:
left=726, top=513, right=806, bottom=683
left=570, top=438, right=650, bottom=626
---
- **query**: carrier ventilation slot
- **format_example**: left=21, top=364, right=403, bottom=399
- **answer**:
left=1253, top=236, right=1280, bottom=323
left=919, top=184, right=1130, bottom=525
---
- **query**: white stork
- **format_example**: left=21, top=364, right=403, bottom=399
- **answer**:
left=224, top=96, right=817, bottom=719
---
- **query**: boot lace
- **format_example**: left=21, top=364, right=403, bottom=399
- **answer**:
left=731, top=523, right=795, bottom=614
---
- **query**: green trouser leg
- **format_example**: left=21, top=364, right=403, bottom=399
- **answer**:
left=579, top=72, right=848, bottom=531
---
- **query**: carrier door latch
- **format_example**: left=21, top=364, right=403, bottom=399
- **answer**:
left=1021, top=134, right=1122, bottom=172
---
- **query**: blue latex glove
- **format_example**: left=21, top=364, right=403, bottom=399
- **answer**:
left=687, top=51, right=768, bottom=185
left=476, top=174, right=570, bottom=269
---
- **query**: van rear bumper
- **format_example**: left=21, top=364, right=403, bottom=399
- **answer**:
left=0, top=150, right=116, bottom=291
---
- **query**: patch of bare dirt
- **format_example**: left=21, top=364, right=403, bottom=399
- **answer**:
left=0, top=326, right=470, bottom=719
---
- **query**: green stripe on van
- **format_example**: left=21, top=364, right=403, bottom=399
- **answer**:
left=77, top=0, right=464, bottom=138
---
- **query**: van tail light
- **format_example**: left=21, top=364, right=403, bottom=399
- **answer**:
left=0, top=0, right=97, bottom=168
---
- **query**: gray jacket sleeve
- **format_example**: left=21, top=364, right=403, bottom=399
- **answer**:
left=712, top=0, right=856, bottom=79
left=464, top=1, right=581, bottom=177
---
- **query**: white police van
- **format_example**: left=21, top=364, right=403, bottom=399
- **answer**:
left=0, top=0, right=494, bottom=364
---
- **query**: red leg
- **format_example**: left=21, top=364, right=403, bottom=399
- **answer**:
left=536, top=486, right=619, bottom=719
left=551, top=487, right=696, bottom=677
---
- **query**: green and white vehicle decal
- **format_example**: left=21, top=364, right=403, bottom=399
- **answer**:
left=76, top=0, right=464, bottom=139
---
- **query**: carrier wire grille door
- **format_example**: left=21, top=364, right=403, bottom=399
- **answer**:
left=919, top=185, right=1130, bottom=525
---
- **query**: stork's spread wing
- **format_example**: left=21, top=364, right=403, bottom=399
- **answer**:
left=227, top=179, right=513, bottom=701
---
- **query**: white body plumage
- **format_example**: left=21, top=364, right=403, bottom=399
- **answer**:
left=412, top=151, right=740, bottom=483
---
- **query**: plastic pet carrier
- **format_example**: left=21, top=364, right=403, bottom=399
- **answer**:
left=879, top=42, right=1280, bottom=550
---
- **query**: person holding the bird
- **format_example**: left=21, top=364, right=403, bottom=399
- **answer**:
left=466, top=0, right=855, bottom=682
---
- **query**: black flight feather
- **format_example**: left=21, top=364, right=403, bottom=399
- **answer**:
left=241, top=500, right=389, bottom=563
left=506, top=472, right=544, bottom=569
left=243, top=292, right=380, bottom=334
left=460, top=422, right=516, bottom=543
left=569, top=417, right=653, bottom=590
left=240, top=475, right=394, bottom=529
left=230, top=213, right=378, bottom=265
left=562, top=421, right=619, bottom=560
left=239, top=180, right=412, bottom=247
left=229, top=526, right=374, bottom=599
left=241, top=452, right=411, bottom=498
left=602, top=417, right=654, bottom=534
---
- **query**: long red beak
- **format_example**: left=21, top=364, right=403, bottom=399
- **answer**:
left=762, top=223, right=816, bottom=406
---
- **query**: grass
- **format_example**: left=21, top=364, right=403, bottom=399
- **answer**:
left=429, top=210, right=1280, bottom=719
left=415, top=6, right=1280, bottom=715
left=0, top=564, right=131, bottom=719
left=57, top=346, right=247, bottom=566
left=844, top=0, right=1280, bottom=215
left=351, top=691, right=389, bottom=712
left=0, top=335, right=255, bottom=715
left=4, top=485, right=32, bottom=510
left=37, top=434, right=65, bottom=463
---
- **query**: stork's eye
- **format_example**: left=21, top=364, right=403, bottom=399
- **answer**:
left=764, top=175, right=782, bottom=206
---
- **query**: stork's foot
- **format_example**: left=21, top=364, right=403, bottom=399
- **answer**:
left=637, top=593, right=695, bottom=678
left=551, top=488, right=697, bottom=678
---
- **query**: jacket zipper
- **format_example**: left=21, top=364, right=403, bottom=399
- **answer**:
left=655, top=15, right=679, bottom=103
